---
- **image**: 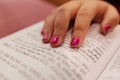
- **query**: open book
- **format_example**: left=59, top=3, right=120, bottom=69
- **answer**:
left=0, top=21, right=120, bottom=80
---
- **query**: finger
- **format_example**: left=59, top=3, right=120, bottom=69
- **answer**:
left=50, top=11, right=70, bottom=47
left=50, top=1, right=82, bottom=47
left=71, top=1, right=96, bottom=48
left=100, top=5, right=120, bottom=34
left=42, top=13, right=55, bottom=43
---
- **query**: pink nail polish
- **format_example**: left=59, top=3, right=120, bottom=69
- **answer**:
left=51, top=36, right=59, bottom=44
left=43, top=34, right=48, bottom=41
left=71, top=37, right=79, bottom=46
left=105, top=24, right=111, bottom=32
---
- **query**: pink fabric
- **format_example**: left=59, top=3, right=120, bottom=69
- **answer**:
left=0, top=0, right=55, bottom=38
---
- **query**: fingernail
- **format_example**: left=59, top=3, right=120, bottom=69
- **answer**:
left=105, top=24, right=111, bottom=32
left=51, top=36, right=59, bottom=44
left=71, top=37, right=80, bottom=46
left=43, top=34, right=48, bottom=41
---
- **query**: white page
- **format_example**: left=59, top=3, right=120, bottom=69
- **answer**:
left=98, top=47, right=120, bottom=80
left=83, top=24, right=120, bottom=80
left=0, top=21, right=120, bottom=80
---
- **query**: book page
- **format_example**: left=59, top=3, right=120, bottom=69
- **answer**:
left=0, top=21, right=120, bottom=80
left=98, top=47, right=120, bottom=80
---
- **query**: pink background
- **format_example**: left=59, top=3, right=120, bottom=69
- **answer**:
left=0, top=0, right=55, bottom=38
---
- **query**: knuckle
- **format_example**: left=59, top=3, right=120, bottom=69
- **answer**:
left=55, top=15, right=69, bottom=30
left=56, top=24, right=65, bottom=31
left=74, top=26, right=81, bottom=31
left=77, top=10, right=91, bottom=18
left=58, top=8, right=68, bottom=13
left=74, top=26, right=84, bottom=32
left=54, top=29, right=65, bottom=36
left=54, top=25, right=66, bottom=34
left=74, top=25, right=88, bottom=34
left=57, top=8, right=68, bottom=16
left=77, top=5, right=96, bottom=18
left=55, top=8, right=69, bottom=21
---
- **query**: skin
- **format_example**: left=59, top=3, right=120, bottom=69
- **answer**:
left=41, top=0, right=120, bottom=48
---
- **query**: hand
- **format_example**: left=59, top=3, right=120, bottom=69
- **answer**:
left=41, top=0, right=119, bottom=48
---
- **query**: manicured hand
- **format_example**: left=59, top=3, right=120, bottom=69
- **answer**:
left=41, top=0, right=119, bottom=48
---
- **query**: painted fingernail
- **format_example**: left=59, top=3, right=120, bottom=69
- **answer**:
left=43, top=34, right=48, bottom=41
left=70, top=37, right=80, bottom=46
left=51, top=36, right=59, bottom=44
left=105, top=24, right=111, bottom=32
